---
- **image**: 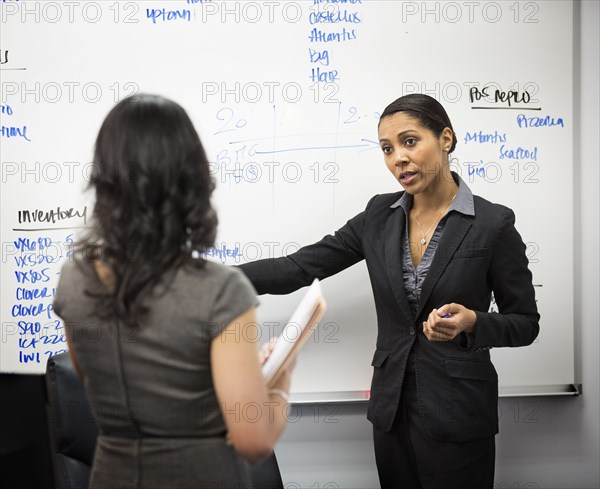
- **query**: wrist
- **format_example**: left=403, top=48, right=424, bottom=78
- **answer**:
left=464, top=309, right=477, bottom=334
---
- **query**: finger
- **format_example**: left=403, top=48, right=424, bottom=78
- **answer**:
left=422, top=321, right=432, bottom=340
left=424, top=317, right=436, bottom=334
left=428, top=311, right=450, bottom=332
left=428, top=316, right=448, bottom=337
left=437, top=308, right=451, bottom=318
left=432, top=333, right=451, bottom=342
left=438, top=303, right=460, bottom=317
left=431, top=308, right=452, bottom=325
left=430, top=320, right=454, bottom=339
left=426, top=309, right=439, bottom=328
left=436, top=320, right=461, bottom=340
left=429, top=330, right=447, bottom=341
left=259, top=341, right=276, bottom=365
left=433, top=327, right=451, bottom=340
left=423, top=320, right=445, bottom=341
left=265, top=338, right=277, bottom=353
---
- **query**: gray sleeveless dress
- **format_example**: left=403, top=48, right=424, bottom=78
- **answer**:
left=53, top=257, right=258, bottom=488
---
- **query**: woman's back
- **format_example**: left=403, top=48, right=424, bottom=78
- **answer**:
left=54, top=256, right=257, bottom=486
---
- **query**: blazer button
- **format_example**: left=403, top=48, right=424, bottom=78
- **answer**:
left=409, top=327, right=415, bottom=335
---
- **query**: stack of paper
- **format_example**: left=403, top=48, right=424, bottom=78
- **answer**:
left=262, top=279, right=327, bottom=387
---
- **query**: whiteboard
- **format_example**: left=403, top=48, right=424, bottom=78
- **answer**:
left=1, top=1, right=574, bottom=397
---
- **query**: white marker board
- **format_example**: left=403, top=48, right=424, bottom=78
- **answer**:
left=1, top=1, right=574, bottom=398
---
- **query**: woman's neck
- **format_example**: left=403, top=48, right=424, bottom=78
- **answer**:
left=412, top=174, right=458, bottom=214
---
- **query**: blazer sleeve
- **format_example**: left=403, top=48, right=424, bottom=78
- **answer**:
left=471, top=207, right=540, bottom=350
left=239, top=196, right=376, bottom=295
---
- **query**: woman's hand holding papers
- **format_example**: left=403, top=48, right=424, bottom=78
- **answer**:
left=259, top=337, right=295, bottom=395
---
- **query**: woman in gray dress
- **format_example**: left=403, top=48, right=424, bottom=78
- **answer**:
left=54, top=94, right=293, bottom=488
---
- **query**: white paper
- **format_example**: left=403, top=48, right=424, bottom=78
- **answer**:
left=262, top=279, right=324, bottom=383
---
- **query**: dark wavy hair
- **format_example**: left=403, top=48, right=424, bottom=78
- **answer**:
left=379, top=93, right=458, bottom=153
left=83, top=94, right=217, bottom=323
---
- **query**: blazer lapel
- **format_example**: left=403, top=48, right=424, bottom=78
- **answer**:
left=384, top=208, right=416, bottom=325
left=415, top=213, right=472, bottom=320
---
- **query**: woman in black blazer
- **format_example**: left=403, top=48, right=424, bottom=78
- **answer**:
left=240, top=94, right=539, bottom=488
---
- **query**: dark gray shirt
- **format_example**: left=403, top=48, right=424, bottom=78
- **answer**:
left=390, top=173, right=475, bottom=368
left=391, top=173, right=475, bottom=317
left=54, top=258, right=257, bottom=437
left=53, top=258, right=258, bottom=486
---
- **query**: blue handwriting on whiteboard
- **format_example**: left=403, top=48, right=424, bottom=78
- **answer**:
left=14, top=269, right=51, bottom=284
left=499, top=145, right=538, bottom=161
left=14, top=237, right=53, bottom=251
left=12, top=302, right=53, bottom=320
left=1, top=125, right=30, bottom=141
left=463, top=130, right=507, bottom=144
left=309, top=48, right=330, bottom=66
left=18, top=334, right=65, bottom=349
left=146, top=8, right=191, bottom=24
left=14, top=254, right=58, bottom=268
left=465, top=161, right=487, bottom=179
left=309, top=10, right=361, bottom=24
left=517, top=114, right=564, bottom=128
left=16, top=287, right=53, bottom=301
left=205, top=245, right=242, bottom=263
left=310, top=67, right=339, bottom=83
left=309, top=27, right=357, bottom=42
left=19, top=352, right=41, bottom=364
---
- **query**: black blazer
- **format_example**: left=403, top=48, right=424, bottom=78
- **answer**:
left=240, top=191, right=539, bottom=442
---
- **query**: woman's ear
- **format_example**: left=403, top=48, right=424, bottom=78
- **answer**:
left=440, top=127, right=454, bottom=152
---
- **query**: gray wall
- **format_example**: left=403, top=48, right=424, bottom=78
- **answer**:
left=275, top=2, right=600, bottom=488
